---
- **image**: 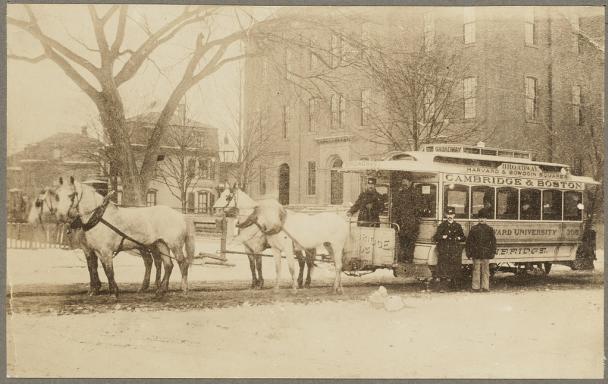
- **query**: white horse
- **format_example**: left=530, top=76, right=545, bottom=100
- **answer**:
left=28, top=186, right=163, bottom=295
left=233, top=201, right=349, bottom=294
left=50, top=177, right=195, bottom=297
left=219, top=186, right=316, bottom=290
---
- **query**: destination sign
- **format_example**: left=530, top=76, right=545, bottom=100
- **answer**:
left=444, top=173, right=583, bottom=190
left=464, top=163, right=568, bottom=179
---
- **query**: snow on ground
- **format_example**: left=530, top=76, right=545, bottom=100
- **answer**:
left=6, top=289, right=603, bottom=378
left=7, top=237, right=405, bottom=287
left=6, top=237, right=604, bottom=287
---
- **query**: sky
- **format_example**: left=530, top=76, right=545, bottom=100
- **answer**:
left=6, top=4, right=277, bottom=154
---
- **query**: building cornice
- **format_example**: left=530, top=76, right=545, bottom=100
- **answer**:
left=315, top=134, right=354, bottom=144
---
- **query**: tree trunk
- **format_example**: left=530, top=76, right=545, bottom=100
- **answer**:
left=97, top=87, right=146, bottom=206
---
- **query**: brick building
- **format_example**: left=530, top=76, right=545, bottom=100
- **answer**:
left=243, top=6, right=603, bottom=207
left=6, top=128, right=101, bottom=221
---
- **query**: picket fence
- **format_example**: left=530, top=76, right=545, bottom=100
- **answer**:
left=7, top=222, right=73, bottom=249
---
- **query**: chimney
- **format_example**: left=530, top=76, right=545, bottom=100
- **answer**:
left=81, top=126, right=88, bottom=137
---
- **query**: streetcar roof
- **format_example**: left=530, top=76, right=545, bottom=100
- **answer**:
left=341, top=151, right=600, bottom=185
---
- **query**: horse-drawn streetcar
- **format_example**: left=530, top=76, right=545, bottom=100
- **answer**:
left=338, top=143, right=599, bottom=278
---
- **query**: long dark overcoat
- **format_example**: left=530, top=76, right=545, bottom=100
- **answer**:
left=433, top=220, right=466, bottom=278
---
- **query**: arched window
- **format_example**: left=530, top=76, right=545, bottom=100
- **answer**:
left=330, top=157, right=343, bottom=205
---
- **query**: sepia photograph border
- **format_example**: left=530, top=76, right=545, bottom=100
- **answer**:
left=1, top=0, right=606, bottom=382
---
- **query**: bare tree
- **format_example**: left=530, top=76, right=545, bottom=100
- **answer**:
left=7, top=5, right=295, bottom=205
left=155, top=123, right=210, bottom=212
left=222, top=105, right=273, bottom=192
left=357, top=35, right=483, bottom=151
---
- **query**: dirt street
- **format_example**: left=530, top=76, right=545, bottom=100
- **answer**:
left=5, top=243, right=605, bottom=378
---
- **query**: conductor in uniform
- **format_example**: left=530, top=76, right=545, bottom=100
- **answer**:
left=347, top=177, right=385, bottom=227
left=393, top=177, right=422, bottom=263
left=432, top=206, right=466, bottom=292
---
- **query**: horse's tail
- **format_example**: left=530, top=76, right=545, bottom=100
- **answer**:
left=184, top=218, right=196, bottom=265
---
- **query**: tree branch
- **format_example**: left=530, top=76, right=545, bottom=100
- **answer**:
left=7, top=53, right=47, bottom=63
left=110, top=5, right=128, bottom=56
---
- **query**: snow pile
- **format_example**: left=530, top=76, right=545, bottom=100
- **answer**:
left=368, top=286, right=388, bottom=308
left=367, top=286, right=405, bottom=311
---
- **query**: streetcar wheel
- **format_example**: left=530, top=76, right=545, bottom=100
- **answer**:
left=543, top=262, right=552, bottom=275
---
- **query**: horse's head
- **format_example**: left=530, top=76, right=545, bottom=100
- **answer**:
left=237, top=201, right=286, bottom=235
left=53, top=176, right=105, bottom=223
left=27, top=189, right=55, bottom=225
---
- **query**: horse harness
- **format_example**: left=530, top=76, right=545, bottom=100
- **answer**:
left=69, top=191, right=178, bottom=261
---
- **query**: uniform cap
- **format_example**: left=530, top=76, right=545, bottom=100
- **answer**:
left=445, top=206, right=456, bottom=215
left=367, top=177, right=377, bottom=185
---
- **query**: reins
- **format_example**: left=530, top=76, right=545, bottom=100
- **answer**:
left=68, top=188, right=180, bottom=262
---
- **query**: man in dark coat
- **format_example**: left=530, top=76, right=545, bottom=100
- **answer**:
left=347, top=177, right=385, bottom=227
left=466, top=210, right=497, bottom=292
left=393, top=177, right=422, bottom=263
left=432, top=206, right=466, bottom=292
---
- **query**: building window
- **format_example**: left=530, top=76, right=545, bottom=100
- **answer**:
left=330, top=33, right=342, bottom=67
left=524, top=8, right=536, bottom=46
left=361, top=23, right=371, bottom=58
left=424, top=86, right=435, bottom=122
left=282, top=105, right=289, bottom=139
left=223, top=134, right=229, bottom=145
left=423, top=12, right=435, bottom=50
left=187, top=158, right=196, bottom=178
left=197, top=191, right=209, bottom=214
left=309, top=98, right=318, bottom=132
left=259, top=166, right=266, bottom=195
left=571, top=14, right=580, bottom=54
left=525, top=77, right=538, bottom=121
left=464, top=7, right=476, bottom=44
left=146, top=190, right=157, bottom=207
left=309, top=39, right=318, bottom=70
left=572, top=85, right=582, bottom=126
left=339, top=95, right=346, bottom=129
left=361, top=88, right=371, bottom=126
left=307, top=161, right=316, bottom=195
left=464, top=77, right=477, bottom=119
left=198, top=158, right=215, bottom=179
left=330, top=94, right=339, bottom=130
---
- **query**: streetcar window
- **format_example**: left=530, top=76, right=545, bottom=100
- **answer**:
left=444, top=184, right=469, bottom=219
left=496, top=187, right=518, bottom=220
left=542, top=189, right=562, bottom=220
left=520, top=189, right=541, bottom=220
left=415, top=183, right=437, bottom=218
left=471, top=186, right=495, bottom=219
left=564, top=191, right=583, bottom=221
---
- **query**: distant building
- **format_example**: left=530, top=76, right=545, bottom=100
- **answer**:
left=243, top=6, right=603, bottom=207
left=120, top=110, right=221, bottom=213
left=6, top=127, right=101, bottom=221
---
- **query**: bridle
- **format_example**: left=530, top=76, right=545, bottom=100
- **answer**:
left=34, top=190, right=58, bottom=230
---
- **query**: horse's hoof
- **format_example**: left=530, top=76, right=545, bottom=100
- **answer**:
left=88, top=288, right=100, bottom=296
left=304, top=283, right=311, bottom=289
